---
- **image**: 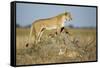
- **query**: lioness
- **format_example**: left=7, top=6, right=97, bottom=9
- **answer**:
left=26, top=12, right=72, bottom=47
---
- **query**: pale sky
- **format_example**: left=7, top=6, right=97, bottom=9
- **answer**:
left=16, top=3, right=97, bottom=27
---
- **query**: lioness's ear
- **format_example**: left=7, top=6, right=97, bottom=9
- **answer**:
left=64, top=11, right=68, bottom=15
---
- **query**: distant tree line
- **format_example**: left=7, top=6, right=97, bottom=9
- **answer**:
left=67, top=24, right=96, bottom=29
left=16, top=23, right=95, bottom=29
left=16, top=24, right=21, bottom=27
left=16, top=23, right=31, bottom=28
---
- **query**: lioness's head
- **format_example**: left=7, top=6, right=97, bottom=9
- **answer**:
left=64, top=12, right=72, bottom=21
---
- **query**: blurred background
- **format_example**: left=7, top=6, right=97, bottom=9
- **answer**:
left=16, top=3, right=96, bottom=28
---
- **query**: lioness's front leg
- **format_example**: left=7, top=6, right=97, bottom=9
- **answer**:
left=60, top=27, right=71, bottom=36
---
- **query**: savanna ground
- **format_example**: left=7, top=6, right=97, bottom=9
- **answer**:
left=16, top=27, right=97, bottom=65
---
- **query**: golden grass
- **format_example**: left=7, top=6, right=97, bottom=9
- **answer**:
left=16, top=27, right=97, bottom=65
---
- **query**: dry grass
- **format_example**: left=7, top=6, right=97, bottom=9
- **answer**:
left=16, top=28, right=97, bottom=65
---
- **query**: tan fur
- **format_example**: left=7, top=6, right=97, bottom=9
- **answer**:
left=27, top=12, right=72, bottom=46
